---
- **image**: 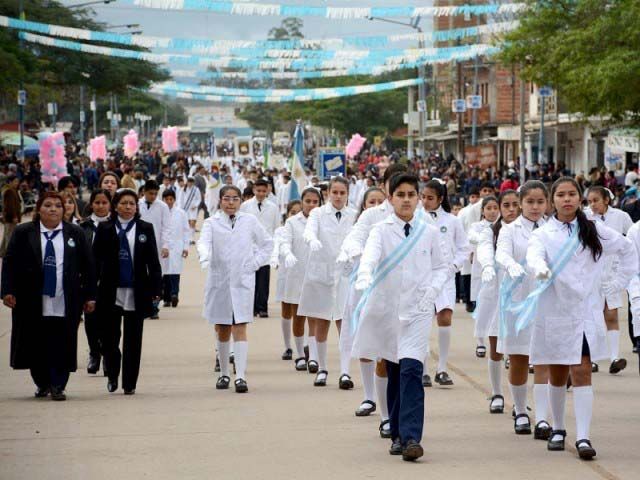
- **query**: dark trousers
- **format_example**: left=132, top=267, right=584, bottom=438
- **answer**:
left=386, top=358, right=424, bottom=444
left=455, top=272, right=462, bottom=301
left=629, top=303, right=639, bottom=347
left=162, top=274, right=181, bottom=302
left=102, top=307, right=145, bottom=391
left=461, top=274, right=472, bottom=305
left=84, top=311, right=102, bottom=359
left=30, top=316, right=70, bottom=390
left=254, top=265, right=270, bottom=314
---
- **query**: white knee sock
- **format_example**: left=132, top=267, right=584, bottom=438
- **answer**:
left=294, top=336, right=305, bottom=359
left=573, top=386, right=593, bottom=441
left=477, top=337, right=486, bottom=347
left=488, top=359, right=503, bottom=396
left=607, top=329, right=620, bottom=361
left=316, top=341, right=328, bottom=371
left=359, top=361, right=376, bottom=402
left=549, top=384, right=567, bottom=434
left=510, top=383, right=528, bottom=422
left=437, top=326, right=451, bottom=372
left=375, top=374, right=389, bottom=421
left=533, top=383, right=550, bottom=424
left=423, top=355, right=429, bottom=375
left=308, top=336, right=318, bottom=362
left=340, top=349, right=351, bottom=376
left=234, top=341, right=248, bottom=380
left=217, top=340, right=230, bottom=377
left=281, top=318, right=292, bottom=350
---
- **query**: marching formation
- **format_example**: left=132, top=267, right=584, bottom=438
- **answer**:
left=2, top=161, right=640, bottom=466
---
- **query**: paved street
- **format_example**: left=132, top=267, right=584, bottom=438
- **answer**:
left=1, top=252, right=639, bottom=480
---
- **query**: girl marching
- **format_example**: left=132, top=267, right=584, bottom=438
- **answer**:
left=279, top=189, right=323, bottom=372
left=420, top=179, right=470, bottom=386
left=525, top=177, right=636, bottom=459
left=298, top=176, right=357, bottom=388
left=198, top=185, right=273, bottom=393
left=495, top=180, right=551, bottom=438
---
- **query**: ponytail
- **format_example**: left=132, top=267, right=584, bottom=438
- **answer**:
left=492, top=218, right=503, bottom=250
left=424, top=179, right=451, bottom=213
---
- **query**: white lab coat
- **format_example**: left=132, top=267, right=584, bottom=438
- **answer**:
left=161, top=206, right=191, bottom=275
left=276, top=182, right=291, bottom=215
left=204, top=177, right=221, bottom=213
left=495, top=216, right=544, bottom=355
left=468, top=219, right=492, bottom=302
left=272, top=226, right=287, bottom=303
left=180, top=185, right=202, bottom=221
left=352, top=215, right=448, bottom=362
left=198, top=211, right=273, bottom=325
left=138, top=198, right=172, bottom=274
left=280, top=212, right=310, bottom=305
left=240, top=197, right=281, bottom=237
left=588, top=206, right=633, bottom=309
left=473, top=223, right=501, bottom=338
left=626, top=221, right=640, bottom=337
left=458, top=201, right=482, bottom=275
left=527, top=217, right=637, bottom=365
left=298, top=203, right=356, bottom=320
left=424, top=206, right=470, bottom=312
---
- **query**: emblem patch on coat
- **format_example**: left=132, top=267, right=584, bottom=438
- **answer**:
left=139, top=234, right=147, bottom=243
left=440, top=226, right=447, bottom=233
left=67, top=238, right=76, bottom=247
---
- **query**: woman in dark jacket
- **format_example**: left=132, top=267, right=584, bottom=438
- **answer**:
left=93, top=188, right=162, bottom=395
left=1, top=191, right=96, bottom=401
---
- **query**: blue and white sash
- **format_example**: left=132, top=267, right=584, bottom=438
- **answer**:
left=351, top=217, right=427, bottom=329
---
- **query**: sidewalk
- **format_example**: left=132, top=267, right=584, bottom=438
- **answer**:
left=0, top=252, right=638, bottom=480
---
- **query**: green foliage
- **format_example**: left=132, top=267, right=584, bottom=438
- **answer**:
left=268, top=17, right=304, bottom=41
left=500, top=0, right=640, bottom=123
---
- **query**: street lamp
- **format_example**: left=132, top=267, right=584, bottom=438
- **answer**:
left=67, top=0, right=116, bottom=9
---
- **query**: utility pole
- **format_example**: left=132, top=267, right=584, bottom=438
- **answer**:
left=18, top=0, right=25, bottom=159
left=91, top=92, right=97, bottom=138
left=538, top=95, right=546, bottom=164
left=457, top=57, right=464, bottom=164
left=519, top=65, right=526, bottom=184
left=79, top=84, right=85, bottom=145
left=471, top=54, right=479, bottom=146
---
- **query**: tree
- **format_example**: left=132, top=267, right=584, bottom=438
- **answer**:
left=268, top=17, right=304, bottom=41
left=500, top=0, right=640, bottom=124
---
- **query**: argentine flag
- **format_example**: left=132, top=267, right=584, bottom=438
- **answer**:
left=289, top=123, right=306, bottom=201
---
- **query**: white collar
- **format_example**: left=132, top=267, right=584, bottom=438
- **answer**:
left=391, top=213, right=417, bottom=229
left=40, top=221, right=63, bottom=234
left=91, top=213, right=109, bottom=223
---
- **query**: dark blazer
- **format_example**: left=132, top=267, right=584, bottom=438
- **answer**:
left=1, top=221, right=96, bottom=370
left=93, top=218, right=162, bottom=320
left=79, top=218, right=98, bottom=246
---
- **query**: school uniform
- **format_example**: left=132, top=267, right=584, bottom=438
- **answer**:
left=240, top=197, right=280, bottom=316
left=161, top=206, right=191, bottom=305
left=468, top=219, right=492, bottom=302
left=473, top=223, right=501, bottom=339
left=138, top=198, right=172, bottom=273
left=180, top=185, right=202, bottom=222
left=1, top=221, right=96, bottom=396
left=458, top=201, right=482, bottom=304
left=271, top=226, right=287, bottom=303
left=93, top=217, right=162, bottom=393
left=280, top=212, right=311, bottom=305
left=527, top=217, right=636, bottom=365
left=79, top=214, right=110, bottom=372
left=353, top=214, right=448, bottom=447
left=626, top=222, right=640, bottom=337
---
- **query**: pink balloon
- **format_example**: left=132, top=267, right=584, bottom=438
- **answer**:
left=123, top=129, right=139, bottom=158
left=39, top=132, right=68, bottom=186
left=345, top=133, right=367, bottom=159
left=162, top=126, right=179, bottom=153
left=89, top=135, right=107, bottom=162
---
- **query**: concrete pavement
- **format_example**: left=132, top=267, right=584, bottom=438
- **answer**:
left=1, top=251, right=639, bottom=480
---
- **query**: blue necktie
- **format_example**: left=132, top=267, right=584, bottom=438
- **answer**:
left=116, top=220, right=135, bottom=288
left=404, top=223, right=411, bottom=237
left=42, top=230, right=60, bottom=297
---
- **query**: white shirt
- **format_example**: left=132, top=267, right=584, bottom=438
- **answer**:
left=138, top=198, right=172, bottom=251
left=240, top=197, right=280, bottom=236
left=40, top=222, right=65, bottom=317
left=115, top=217, right=137, bottom=312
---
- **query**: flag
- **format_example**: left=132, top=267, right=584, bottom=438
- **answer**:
left=289, top=123, right=306, bottom=201
left=263, top=139, right=270, bottom=169
left=208, top=133, right=216, bottom=160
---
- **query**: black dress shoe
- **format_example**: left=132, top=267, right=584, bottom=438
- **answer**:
left=34, top=387, right=50, bottom=398
left=489, top=394, right=504, bottom=414
left=534, top=420, right=552, bottom=440
left=307, top=360, right=319, bottom=374
left=171, top=295, right=179, bottom=307
left=163, top=301, right=171, bottom=308
left=50, top=387, right=66, bottom=401
left=150, top=314, right=160, bottom=320
left=123, top=389, right=135, bottom=395
left=576, top=439, right=596, bottom=460
left=258, top=312, right=269, bottom=318
left=87, top=355, right=101, bottom=374
left=216, top=375, right=230, bottom=390
left=294, top=357, right=307, bottom=371
left=591, top=362, right=599, bottom=373
left=609, top=358, right=627, bottom=374
left=355, top=400, right=376, bottom=417
left=379, top=420, right=392, bottom=439
left=434, top=371, right=453, bottom=386
left=633, top=343, right=639, bottom=354
left=281, top=348, right=293, bottom=361
left=107, top=379, right=118, bottom=393
left=234, top=378, right=248, bottom=393
left=514, top=413, right=532, bottom=435
left=422, top=374, right=432, bottom=387
left=314, top=370, right=328, bottom=387
left=547, top=429, right=567, bottom=451
left=338, top=374, right=354, bottom=390
left=389, top=438, right=402, bottom=455
left=402, top=440, right=424, bottom=462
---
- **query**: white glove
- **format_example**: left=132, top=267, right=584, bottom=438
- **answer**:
left=355, top=274, right=372, bottom=291
left=447, top=264, right=459, bottom=277
left=481, top=266, right=496, bottom=283
left=507, top=263, right=526, bottom=279
left=418, top=287, right=438, bottom=313
left=602, top=282, right=618, bottom=299
left=308, top=239, right=323, bottom=252
left=269, top=256, right=279, bottom=269
left=336, top=250, right=350, bottom=265
left=284, top=253, right=298, bottom=269
left=534, top=264, right=552, bottom=280
left=200, top=260, right=210, bottom=270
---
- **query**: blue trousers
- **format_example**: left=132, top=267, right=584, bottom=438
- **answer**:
left=386, top=358, right=424, bottom=444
